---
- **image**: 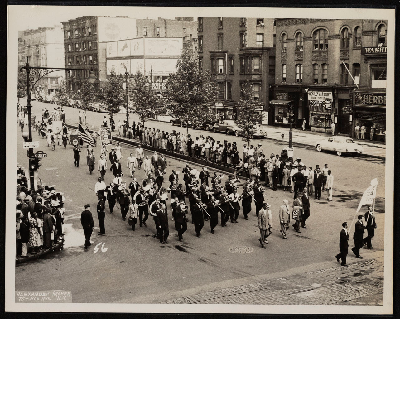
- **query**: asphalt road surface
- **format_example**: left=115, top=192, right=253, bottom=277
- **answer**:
left=14, top=101, right=386, bottom=304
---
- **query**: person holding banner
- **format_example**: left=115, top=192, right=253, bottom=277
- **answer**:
left=363, top=206, right=377, bottom=249
left=352, top=215, right=365, bottom=258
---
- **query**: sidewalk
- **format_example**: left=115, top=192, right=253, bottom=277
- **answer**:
left=261, top=125, right=386, bottom=159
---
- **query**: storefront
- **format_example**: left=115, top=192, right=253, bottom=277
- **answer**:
left=352, top=90, right=386, bottom=142
left=308, top=90, right=333, bottom=133
left=212, top=101, right=237, bottom=122
left=270, top=99, right=291, bottom=125
left=270, top=86, right=304, bottom=128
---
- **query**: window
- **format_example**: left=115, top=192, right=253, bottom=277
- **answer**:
left=239, top=57, right=245, bottom=74
left=340, top=63, right=349, bottom=85
left=218, top=58, right=224, bottom=74
left=76, top=56, right=80, bottom=65
left=218, top=17, right=223, bottom=29
left=217, top=82, right=224, bottom=100
left=353, top=63, right=360, bottom=85
left=82, top=27, right=86, bottom=36
left=75, top=43, right=80, bottom=51
left=340, top=27, right=349, bottom=49
left=354, top=26, right=361, bottom=47
left=211, top=58, right=216, bottom=74
left=227, top=81, right=232, bottom=100
left=322, top=63, right=328, bottom=83
left=68, top=57, right=72, bottom=66
left=246, top=57, right=252, bottom=74
left=240, top=18, right=246, bottom=27
left=68, top=44, right=72, bottom=52
left=88, top=27, right=92, bottom=35
left=218, top=34, right=223, bottom=50
left=256, top=19, right=264, bottom=27
left=313, top=29, right=328, bottom=50
left=256, top=34, right=264, bottom=47
left=240, top=32, right=247, bottom=48
left=83, top=55, right=87, bottom=64
left=377, top=24, right=387, bottom=45
left=74, top=29, right=79, bottom=37
left=92, top=41, right=97, bottom=50
left=229, top=56, right=234, bottom=74
left=252, top=83, right=261, bottom=100
left=88, top=41, right=92, bottom=50
left=295, top=64, right=303, bottom=83
left=89, top=55, right=93, bottom=64
left=198, top=36, right=203, bottom=52
left=199, top=57, right=203, bottom=71
left=156, top=27, right=160, bottom=37
left=253, top=56, right=260, bottom=73
left=82, top=42, right=86, bottom=50
left=370, top=64, right=386, bottom=88
left=93, top=54, right=97, bottom=64
left=282, top=64, right=287, bottom=82
left=67, top=31, right=71, bottom=38
left=295, top=32, right=303, bottom=51
left=143, top=27, right=147, bottom=36
left=198, top=17, right=203, bottom=32
left=313, top=64, right=319, bottom=84
left=92, top=25, right=97, bottom=34
left=281, top=33, right=287, bottom=52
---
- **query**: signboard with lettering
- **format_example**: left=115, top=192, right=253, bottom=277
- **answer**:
left=118, top=40, right=130, bottom=57
left=23, top=141, right=39, bottom=149
left=354, top=92, right=386, bottom=106
left=130, top=38, right=144, bottom=56
left=361, top=46, right=387, bottom=55
left=308, top=91, right=333, bottom=101
left=276, top=92, right=288, bottom=100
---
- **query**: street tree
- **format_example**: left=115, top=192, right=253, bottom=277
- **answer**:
left=17, top=68, right=27, bottom=99
left=98, top=70, right=124, bottom=120
left=165, top=46, right=218, bottom=133
left=235, top=81, right=262, bottom=147
left=130, top=71, right=160, bottom=126
left=75, top=80, right=98, bottom=111
left=53, top=80, right=71, bottom=107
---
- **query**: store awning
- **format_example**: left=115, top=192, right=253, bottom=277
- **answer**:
left=269, top=100, right=291, bottom=105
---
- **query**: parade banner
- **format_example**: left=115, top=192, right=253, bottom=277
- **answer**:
left=356, top=178, right=378, bottom=212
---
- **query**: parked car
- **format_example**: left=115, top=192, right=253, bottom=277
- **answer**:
left=192, top=119, right=217, bottom=131
left=171, top=118, right=192, bottom=128
left=213, top=120, right=243, bottom=136
left=315, top=136, right=363, bottom=156
left=157, top=114, right=174, bottom=123
left=88, top=102, right=108, bottom=113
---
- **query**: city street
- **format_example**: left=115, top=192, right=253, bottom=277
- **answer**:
left=15, top=101, right=385, bottom=304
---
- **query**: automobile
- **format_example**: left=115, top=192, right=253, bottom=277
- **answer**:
left=315, top=136, right=363, bottom=156
left=212, top=120, right=243, bottom=136
left=192, top=119, right=217, bottom=131
left=156, top=114, right=174, bottom=123
left=171, top=118, right=193, bottom=128
left=88, top=102, right=108, bottom=113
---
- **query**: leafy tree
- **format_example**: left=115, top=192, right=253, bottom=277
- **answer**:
left=53, top=80, right=71, bottom=106
left=165, top=46, right=218, bottom=133
left=75, top=80, right=98, bottom=111
left=130, top=71, right=160, bottom=125
left=235, top=81, right=262, bottom=146
left=17, top=68, right=27, bottom=99
left=98, top=70, right=124, bottom=118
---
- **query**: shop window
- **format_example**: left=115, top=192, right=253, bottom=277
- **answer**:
left=218, top=17, right=223, bottom=30
left=229, top=56, right=234, bottom=74
left=217, top=82, right=225, bottom=100
left=227, top=81, right=232, bottom=100
left=252, top=83, right=261, bottom=101
left=340, top=63, right=349, bottom=85
left=295, top=64, right=303, bottom=83
left=282, top=64, right=286, bottom=82
left=198, top=17, right=203, bottom=32
left=377, top=24, right=387, bottom=46
left=340, top=27, right=349, bottom=49
left=322, top=63, right=328, bottom=83
left=253, top=56, right=260, bottom=73
left=295, top=32, right=303, bottom=51
left=218, top=34, right=223, bottom=50
left=240, top=32, right=247, bottom=48
left=313, top=64, right=319, bottom=84
left=256, top=19, right=264, bottom=27
left=198, top=36, right=203, bottom=52
left=313, top=28, right=328, bottom=50
left=218, top=58, right=225, bottom=74
left=353, top=63, right=360, bottom=85
left=354, top=26, right=361, bottom=47
left=281, top=33, right=287, bottom=52
left=256, top=34, right=264, bottom=47
left=239, top=57, right=245, bottom=74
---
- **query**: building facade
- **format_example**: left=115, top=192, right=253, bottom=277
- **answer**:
left=199, top=17, right=275, bottom=121
left=18, top=26, right=65, bottom=97
left=273, top=18, right=387, bottom=138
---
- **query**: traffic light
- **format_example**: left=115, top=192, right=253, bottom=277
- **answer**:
left=30, top=157, right=41, bottom=171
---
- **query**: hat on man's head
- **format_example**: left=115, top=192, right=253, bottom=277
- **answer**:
left=84, top=204, right=90, bottom=209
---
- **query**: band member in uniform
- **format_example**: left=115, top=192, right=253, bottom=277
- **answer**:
left=128, top=199, right=139, bottom=231
left=134, top=188, right=148, bottom=227
left=228, top=187, right=240, bottom=223
left=97, top=196, right=106, bottom=235
left=119, top=186, right=130, bottom=221
left=207, top=196, right=219, bottom=234
left=301, top=190, right=310, bottom=228
left=129, top=178, right=140, bottom=201
left=242, top=179, right=253, bottom=220
left=127, top=153, right=138, bottom=178
left=73, top=145, right=81, bottom=167
left=106, top=183, right=116, bottom=213
left=110, top=160, right=122, bottom=178
left=192, top=196, right=206, bottom=237
left=174, top=201, right=188, bottom=241
left=80, top=204, right=94, bottom=249
left=253, top=181, right=264, bottom=217
left=149, top=197, right=162, bottom=239
left=156, top=203, right=169, bottom=244
left=218, top=190, right=230, bottom=227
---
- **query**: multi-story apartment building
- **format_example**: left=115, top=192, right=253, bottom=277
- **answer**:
left=199, top=17, right=275, bottom=121
left=273, top=18, right=387, bottom=137
left=18, top=25, right=65, bottom=97
left=62, top=16, right=136, bottom=90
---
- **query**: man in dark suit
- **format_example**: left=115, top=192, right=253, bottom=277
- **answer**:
left=97, top=197, right=106, bottom=235
left=336, top=222, right=349, bottom=266
left=301, top=190, right=310, bottom=228
left=174, top=201, right=188, bottom=241
left=313, top=166, right=324, bottom=200
left=109, top=149, right=117, bottom=164
left=80, top=204, right=94, bottom=249
left=157, top=203, right=169, bottom=244
left=363, top=206, right=377, bottom=249
left=110, top=161, right=122, bottom=178
left=352, top=215, right=365, bottom=258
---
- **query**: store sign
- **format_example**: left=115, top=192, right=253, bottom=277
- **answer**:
left=354, top=92, right=386, bottom=106
left=276, top=93, right=288, bottom=100
left=362, top=46, right=387, bottom=55
left=308, top=91, right=333, bottom=101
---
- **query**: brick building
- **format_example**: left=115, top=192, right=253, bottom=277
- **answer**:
left=18, top=25, right=65, bottom=97
left=273, top=18, right=387, bottom=138
left=199, top=17, right=275, bottom=121
left=62, top=16, right=136, bottom=90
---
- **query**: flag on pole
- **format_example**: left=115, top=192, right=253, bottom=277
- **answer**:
left=78, top=124, right=95, bottom=146
left=356, top=178, right=378, bottom=212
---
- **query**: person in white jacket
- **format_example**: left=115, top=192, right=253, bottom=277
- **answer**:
left=326, top=170, right=334, bottom=201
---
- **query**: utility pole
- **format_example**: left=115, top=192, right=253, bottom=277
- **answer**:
left=125, top=71, right=129, bottom=131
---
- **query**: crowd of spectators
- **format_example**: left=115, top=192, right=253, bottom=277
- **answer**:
left=16, top=166, right=65, bottom=259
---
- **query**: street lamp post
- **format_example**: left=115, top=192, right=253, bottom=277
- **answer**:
left=125, top=71, right=129, bottom=131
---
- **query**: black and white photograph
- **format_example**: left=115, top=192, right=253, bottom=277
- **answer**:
left=6, top=5, right=395, bottom=313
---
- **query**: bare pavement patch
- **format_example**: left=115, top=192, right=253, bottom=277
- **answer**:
left=164, top=254, right=384, bottom=306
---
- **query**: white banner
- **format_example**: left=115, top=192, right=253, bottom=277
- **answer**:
left=308, top=91, right=333, bottom=101
left=356, top=179, right=378, bottom=212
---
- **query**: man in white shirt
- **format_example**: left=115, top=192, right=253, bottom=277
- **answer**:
left=94, top=177, right=106, bottom=199
left=326, top=170, right=334, bottom=201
